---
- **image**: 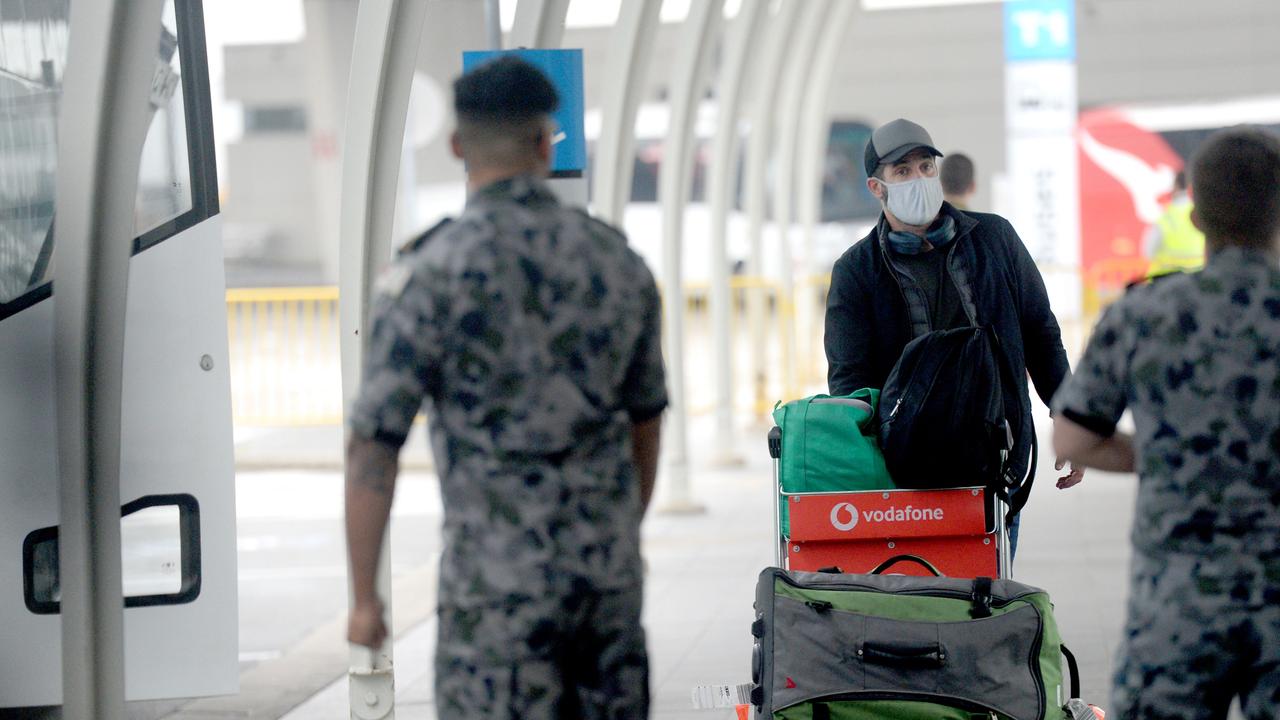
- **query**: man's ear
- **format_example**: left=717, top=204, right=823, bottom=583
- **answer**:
left=866, top=177, right=883, bottom=202
left=535, top=123, right=553, bottom=164
left=450, top=131, right=464, bottom=161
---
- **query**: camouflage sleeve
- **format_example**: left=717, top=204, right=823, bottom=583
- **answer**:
left=620, top=269, right=668, bottom=423
left=1050, top=301, right=1130, bottom=437
left=348, top=262, right=443, bottom=447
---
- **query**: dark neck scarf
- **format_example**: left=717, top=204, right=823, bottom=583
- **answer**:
left=885, top=215, right=956, bottom=255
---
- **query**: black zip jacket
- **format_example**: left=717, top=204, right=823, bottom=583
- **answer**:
left=824, top=203, right=1070, bottom=484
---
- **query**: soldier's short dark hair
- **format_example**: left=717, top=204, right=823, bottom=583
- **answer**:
left=453, top=56, right=558, bottom=123
left=1190, top=126, right=1280, bottom=250
left=940, top=153, right=975, bottom=196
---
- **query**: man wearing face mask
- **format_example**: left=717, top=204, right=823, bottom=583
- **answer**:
left=824, top=118, right=1083, bottom=551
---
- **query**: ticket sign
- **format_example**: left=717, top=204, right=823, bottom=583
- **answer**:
left=1004, top=0, right=1076, bottom=62
left=462, top=48, right=586, bottom=178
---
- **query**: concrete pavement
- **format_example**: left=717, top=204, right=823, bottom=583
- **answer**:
left=157, top=407, right=1141, bottom=719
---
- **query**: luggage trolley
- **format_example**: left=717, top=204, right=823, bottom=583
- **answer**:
left=767, top=426, right=1012, bottom=578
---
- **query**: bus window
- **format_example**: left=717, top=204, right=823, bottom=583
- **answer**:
left=0, top=0, right=216, bottom=320
left=134, top=6, right=194, bottom=241
left=0, top=0, right=68, bottom=308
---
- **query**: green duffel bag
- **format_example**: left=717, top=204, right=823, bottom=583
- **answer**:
left=772, top=389, right=894, bottom=536
left=749, top=561, right=1082, bottom=720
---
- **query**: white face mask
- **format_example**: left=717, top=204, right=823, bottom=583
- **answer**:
left=875, top=174, right=944, bottom=226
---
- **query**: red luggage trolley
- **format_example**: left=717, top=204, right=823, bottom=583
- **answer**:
left=767, top=426, right=1012, bottom=578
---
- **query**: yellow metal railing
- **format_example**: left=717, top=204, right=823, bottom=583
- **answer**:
left=226, top=286, right=343, bottom=426
left=224, top=278, right=833, bottom=427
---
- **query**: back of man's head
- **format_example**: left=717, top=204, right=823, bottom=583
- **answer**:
left=1190, top=126, right=1280, bottom=251
left=452, top=56, right=559, bottom=171
left=940, top=152, right=975, bottom=198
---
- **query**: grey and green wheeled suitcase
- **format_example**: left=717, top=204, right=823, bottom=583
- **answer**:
left=749, top=561, right=1083, bottom=720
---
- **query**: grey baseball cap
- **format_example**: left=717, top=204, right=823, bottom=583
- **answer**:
left=863, top=118, right=943, bottom=177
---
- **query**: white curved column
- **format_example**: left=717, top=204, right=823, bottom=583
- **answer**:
left=510, top=0, right=571, bottom=48
left=339, top=1, right=428, bottom=717
left=707, top=1, right=768, bottom=462
left=591, top=0, right=661, bottom=224
left=656, top=0, right=725, bottom=512
left=52, top=0, right=165, bottom=717
left=797, top=2, right=859, bottom=388
left=772, top=0, right=833, bottom=399
left=743, top=0, right=802, bottom=413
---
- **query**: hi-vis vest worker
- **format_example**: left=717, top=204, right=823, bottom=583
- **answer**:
left=1145, top=172, right=1206, bottom=277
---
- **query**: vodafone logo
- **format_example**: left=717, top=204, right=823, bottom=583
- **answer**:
left=828, top=502, right=947, bottom=533
left=829, top=503, right=859, bottom=531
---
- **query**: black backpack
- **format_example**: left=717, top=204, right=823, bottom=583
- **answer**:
left=877, top=325, right=1033, bottom=514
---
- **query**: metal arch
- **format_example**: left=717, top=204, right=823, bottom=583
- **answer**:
left=591, top=0, right=662, bottom=224
left=339, top=0, right=429, bottom=717
left=742, top=0, right=802, bottom=408
left=796, top=1, right=860, bottom=384
left=707, top=1, right=768, bottom=462
left=655, top=0, right=725, bottom=511
left=772, top=0, right=833, bottom=398
left=510, top=0, right=571, bottom=49
left=52, top=0, right=165, bottom=717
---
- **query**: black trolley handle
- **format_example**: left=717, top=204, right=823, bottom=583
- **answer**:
left=869, top=554, right=943, bottom=577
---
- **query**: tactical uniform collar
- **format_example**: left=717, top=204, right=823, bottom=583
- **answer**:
left=1206, top=244, right=1277, bottom=266
left=469, top=173, right=559, bottom=208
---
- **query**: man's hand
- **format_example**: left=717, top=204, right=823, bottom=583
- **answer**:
left=348, top=598, right=388, bottom=650
left=1054, top=457, right=1085, bottom=489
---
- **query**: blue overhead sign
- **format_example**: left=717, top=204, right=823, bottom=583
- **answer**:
left=461, top=48, right=586, bottom=177
left=1004, top=0, right=1076, bottom=62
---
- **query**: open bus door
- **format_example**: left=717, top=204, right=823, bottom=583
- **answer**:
left=0, top=0, right=238, bottom=706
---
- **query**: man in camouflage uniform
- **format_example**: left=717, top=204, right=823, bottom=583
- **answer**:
left=345, top=57, right=666, bottom=719
left=1052, top=126, right=1280, bottom=719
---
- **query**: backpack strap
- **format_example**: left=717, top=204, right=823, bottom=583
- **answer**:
left=986, top=328, right=1035, bottom=520
left=1060, top=643, right=1082, bottom=699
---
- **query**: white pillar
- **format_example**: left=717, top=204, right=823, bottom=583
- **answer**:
left=796, top=2, right=859, bottom=390
left=52, top=0, right=165, bottom=717
left=743, top=1, right=802, bottom=414
left=510, top=0, right=571, bottom=49
left=339, top=1, right=428, bottom=717
left=656, top=0, right=725, bottom=513
left=707, top=1, right=767, bottom=464
left=591, top=0, right=661, bottom=224
left=484, top=0, right=503, bottom=50
left=302, top=0, right=359, bottom=285
left=771, top=0, right=831, bottom=401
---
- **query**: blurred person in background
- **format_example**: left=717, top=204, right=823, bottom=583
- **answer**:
left=344, top=56, right=666, bottom=719
left=1053, top=126, right=1280, bottom=720
left=1145, top=169, right=1206, bottom=277
left=940, top=151, right=977, bottom=210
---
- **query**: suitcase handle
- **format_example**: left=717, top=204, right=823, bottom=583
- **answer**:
left=862, top=639, right=946, bottom=668
left=869, top=554, right=942, bottom=576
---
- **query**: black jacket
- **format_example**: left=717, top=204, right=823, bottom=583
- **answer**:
left=824, top=203, right=1070, bottom=483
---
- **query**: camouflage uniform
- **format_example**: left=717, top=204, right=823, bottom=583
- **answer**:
left=1052, top=246, right=1280, bottom=720
left=349, top=175, right=667, bottom=719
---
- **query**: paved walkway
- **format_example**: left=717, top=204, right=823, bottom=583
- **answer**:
left=247, top=409, right=1137, bottom=719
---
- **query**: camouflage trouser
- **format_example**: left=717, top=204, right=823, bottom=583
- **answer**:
left=435, top=585, right=648, bottom=719
left=1113, top=551, right=1280, bottom=720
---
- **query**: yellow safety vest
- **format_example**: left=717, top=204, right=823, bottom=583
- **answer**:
left=1148, top=201, right=1204, bottom=277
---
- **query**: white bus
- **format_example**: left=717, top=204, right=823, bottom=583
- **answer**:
left=0, top=0, right=238, bottom=707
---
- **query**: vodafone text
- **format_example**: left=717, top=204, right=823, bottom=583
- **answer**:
left=828, top=502, right=946, bottom=532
